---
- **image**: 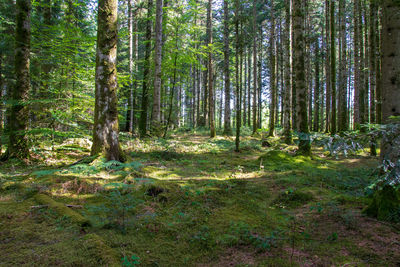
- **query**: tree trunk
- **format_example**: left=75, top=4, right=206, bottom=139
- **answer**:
left=369, top=0, right=377, bottom=124
left=235, top=0, right=241, bottom=151
left=252, top=0, right=257, bottom=134
left=314, top=39, right=321, bottom=132
left=126, top=0, right=134, bottom=133
left=380, top=0, right=400, bottom=162
left=223, top=0, right=232, bottom=135
left=91, top=0, right=124, bottom=162
left=151, top=0, right=163, bottom=135
left=283, top=0, right=292, bottom=144
left=338, top=0, right=348, bottom=132
left=330, top=0, right=337, bottom=134
left=293, top=0, right=311, bottom=155
left=325, top=0, right=331, bottom=133
left=139, top=0, right=153, bottom=136
left=5, top=0, right=31, bottom=160
left=268, top=0, right=276, bottom=137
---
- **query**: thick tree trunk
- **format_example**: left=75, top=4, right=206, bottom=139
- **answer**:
left=5, top=0, right=31, bottom=160
left=91, top=0, right=124, bottom=162
left=293, top=0, right=311, bottom=155
left=151, top=0, right=163, bottom=135
left=139, top=0, right=153, bottom=136
left=380, top=0, right=400, bottom=162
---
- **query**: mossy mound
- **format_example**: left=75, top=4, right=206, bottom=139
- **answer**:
left=363, top=185, right=400, bottom=222
left=33, top=193, right=91, bottom=227
left=81, top=234, right=120, bottom=266
left=272, top=189, right=315, bottom=208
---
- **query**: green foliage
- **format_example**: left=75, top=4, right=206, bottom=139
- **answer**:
left=272, top=188, right=315, bottom=208
left=85, top=189, right=143, bottom=232
left=122, top=255, right=141, bottom=267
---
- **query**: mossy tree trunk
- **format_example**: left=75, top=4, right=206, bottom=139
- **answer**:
left=380, top=0, right=400, bottom=163
left=293, top=0, right=311, bottom=155
left=5, top=0, right=31, bottom=160
left=91, top=0, right=124, bottom=162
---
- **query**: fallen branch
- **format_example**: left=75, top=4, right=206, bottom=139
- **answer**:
left=31, top=204, right=83, bottom=209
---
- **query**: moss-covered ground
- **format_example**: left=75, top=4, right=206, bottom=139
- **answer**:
left=1, top=133, right=399, bottom=266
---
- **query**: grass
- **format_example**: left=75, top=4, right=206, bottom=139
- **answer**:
left=0, top=133, right=399, bottom=266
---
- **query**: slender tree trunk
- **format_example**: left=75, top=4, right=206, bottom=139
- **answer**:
left=376, top=10, right=382, bottom=124
left=293, top=0, right=311, bottom=155
left=330, top=0, right=337, bottom=134
left=314, top=39, right=321, bottom=132
left=247, top=47, right=251, bottom=127
left=325, top=0, right=331, bottom=132
left=126, top=0, right=134, bottom=133
left=369, top=1, right=377, bottom=124
left=4, top=0, right=31, bottom=160
left=223, top=0, right=232, bottom=135
left=151, top=0, right=163, bottom=134
left=283, top=0, right=292, bottom=144
left=206, top=0, right=215, bottom=137
left=354, top=0, right=361, bottom=129
left=91, top=0, right=124, bottom=161
left=380, top=0, right=400, bottom=162
left=338, top=0, right=348, bottom=132
left=235, top=0, right=241, bottom=151
left=268, top=0, right=276, bottom=137
left=139, top=0, right=153, bottom=136
left=252, top=0, right=258, bottom=134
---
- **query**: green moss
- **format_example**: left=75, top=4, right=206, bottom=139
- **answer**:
left=33, top=193, right=91, bottom=227
left=81, top=233, right=120, bottom=267
left=272, top=189, right=315, bottom=208
left=363, top=185, right=400, bottom=222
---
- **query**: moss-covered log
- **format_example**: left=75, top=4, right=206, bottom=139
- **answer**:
left=33, top=193, right=90, bottom=227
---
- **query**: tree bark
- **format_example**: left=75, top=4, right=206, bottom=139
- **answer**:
left=91, top=0, right=124, bottom=162
left=151, top=0, right=163, bottom=135
left=338, top=0, right=348, bottom=132
left=293, top=0, right=311, bottom=155
left=380, top=0, right=400, bottom=162
left=252, top=0, right=258, bottom=134
left=5, top=0, right=31, bottom=160
left=283, top=0, right=292, bottom=144
left=223, top=0, right=232, bottom=135
left=330, top=0, right=337, bottom=134
left=268, top=0, right=276, bottom=137
left=139, top=0, right=153, bottom=136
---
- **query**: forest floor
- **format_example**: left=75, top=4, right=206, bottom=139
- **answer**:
left=0, top=132, right=400, bottom=266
